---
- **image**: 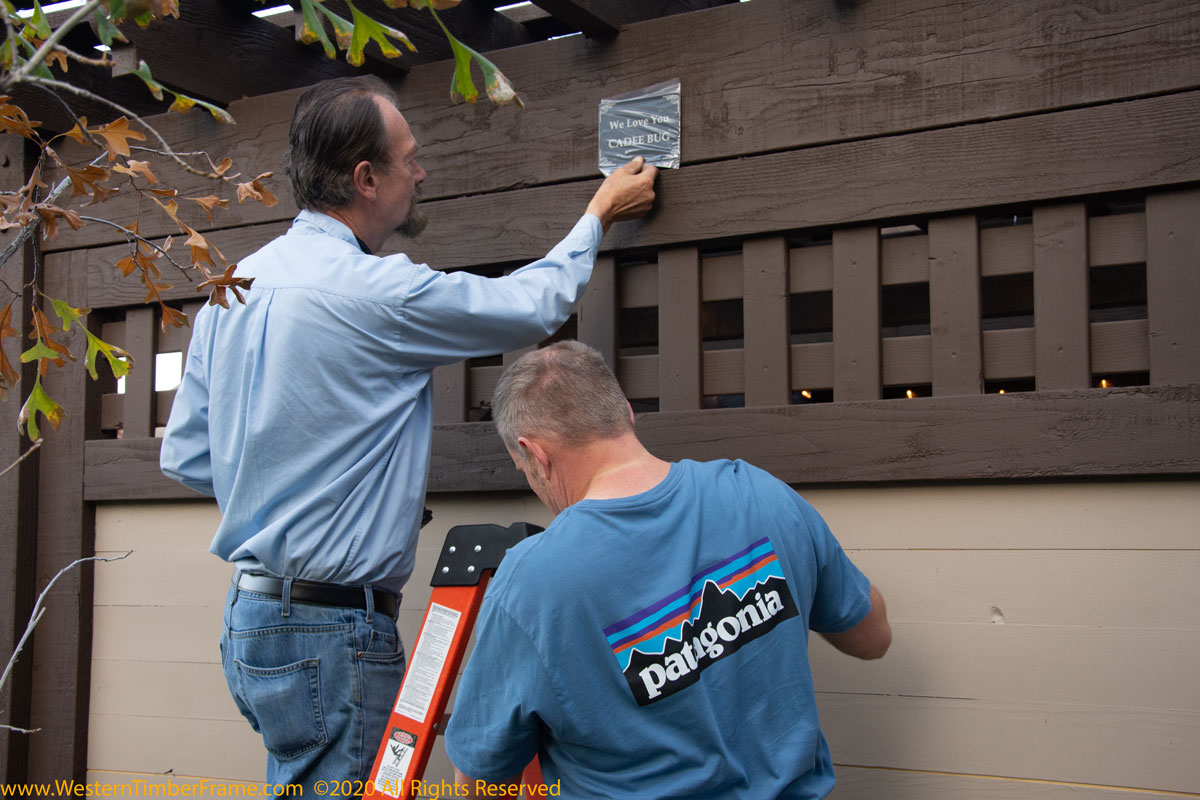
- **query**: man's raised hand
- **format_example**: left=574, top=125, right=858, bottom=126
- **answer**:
left=587, top=156, right=659, bottom=233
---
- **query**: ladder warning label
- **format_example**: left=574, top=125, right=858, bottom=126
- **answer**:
left=394, top=602, right=462, bottom=723
left=374, top=727, right=419, bottom=796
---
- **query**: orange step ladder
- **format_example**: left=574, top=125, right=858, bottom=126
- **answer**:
left=368, top=522, right=543, bottom=799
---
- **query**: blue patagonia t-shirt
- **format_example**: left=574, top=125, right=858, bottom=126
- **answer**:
left=444, top=459, right=871, bottom=799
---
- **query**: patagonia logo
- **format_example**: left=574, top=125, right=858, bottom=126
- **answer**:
left=604, top=538, right=799, bottom=706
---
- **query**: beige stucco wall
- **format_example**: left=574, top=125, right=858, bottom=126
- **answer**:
left=89, top=481, right=1200, bottom=797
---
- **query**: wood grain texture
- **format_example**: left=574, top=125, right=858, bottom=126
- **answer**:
left=28, top=247, right=94, bottom=782
left=577, top=255, right=618, bottom=367
left=1146, top=188, right=1200, bottom=385
left=742, top=238, right=791, bottom=406
left=433, top=361, right=469, bottom=425
left=0, top=135, right=37, bottom=784
left=48, top=0, right=1200, bottom=232
left=929, top=216, right=983, bottom=396
left=818, top=693, right=1200, bottom=794
left=830, top=766, right=1195, bottom=799
left=420, top=385, right=1200, bottom=492
left=121, top=307, right=156, bottom=439
left=833, top=227, right=881, bottom=401
left=1034, top=204, right=1091, bottom=390
left=657, top=247, right=702, bottom=410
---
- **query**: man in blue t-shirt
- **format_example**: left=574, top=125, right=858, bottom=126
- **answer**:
left=444, top=341, right=892, bottom=799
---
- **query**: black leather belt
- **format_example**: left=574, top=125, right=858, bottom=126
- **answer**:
left=236, top=573, right=400, bottom=617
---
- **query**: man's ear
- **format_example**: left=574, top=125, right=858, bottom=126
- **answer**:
left=517, top=436, right=551, bottom=475
left=627, top=400, right=636, bottom=426
left=352, top=160, right=377, bottom=200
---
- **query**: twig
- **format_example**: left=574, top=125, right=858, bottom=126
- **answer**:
left=0, top=723, right=41, bottom=734
left=0, top=550, right=133, bottom=730
left=20, top=77, right=226, bottom=179
left=0, top=437, right=41, bottom=480
left=54, top=44, right=112, bottom=69
left=4, top=0, right=105, bottom=87
left=0, top=152, right=108, bottom=272
left=77, top=214, right=195, bottom=280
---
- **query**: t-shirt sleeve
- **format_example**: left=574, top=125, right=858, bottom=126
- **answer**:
left=795, top=498, right=872, bottom=634
left=443, top=595, right=558, bottom=781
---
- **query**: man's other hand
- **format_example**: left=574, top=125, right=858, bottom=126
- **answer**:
left=587, top=156, right=659, bottom=233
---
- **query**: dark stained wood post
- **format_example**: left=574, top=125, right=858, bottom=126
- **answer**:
left=833, top=227, right=881, bottom=401
left=657, top=246, right=702, bottom=410
left=0, top=135, right=37, bottom=786
left=577, top=255, right=618, bottom=369
left=742, top=237, right=791, bottom=406
left=121, top=306, right=156, bottom=438
left=1146, top=189, right=1200, bottom=385
left=1033, top=203, right=1091, bottom=390
left=929, top=215, right=983, bottom=396
left=27, top=250, right=94, bottom=783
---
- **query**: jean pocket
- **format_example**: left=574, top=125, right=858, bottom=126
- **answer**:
left=233, top=657, right=328, bottom=759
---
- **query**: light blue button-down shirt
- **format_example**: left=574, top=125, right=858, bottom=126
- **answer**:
left=161, top=210, right=602, bottom=594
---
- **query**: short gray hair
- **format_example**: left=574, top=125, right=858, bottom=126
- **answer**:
left=285, top=76, right=400, bottom=212
left=492, top=341, right=632, bottom=454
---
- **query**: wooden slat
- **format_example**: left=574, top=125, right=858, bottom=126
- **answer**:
left=577, top=256, right=618, bottom=368
left=790, top=342, right=834, bottom=390
left=1146, top=188, right=1200, bottom=384
left=121, top=307, right=156, bottom=439
left=881, top=234, right=929, bottom=286
left=881, top=335, right=932, bottom=386
left=658, top=247, right=702, bottom=410
left=1034, top=203, right=1091, bottom=390
left=789, top=245, right=833, bottom=294
left=980, top=225, right=1034, bottom=277
left=468, top=365, right=503, bottom=408
left=1089, top=212, right=1146, bottom=268
left=818, top=693, right=1200, bottom=795
left=618, top=354, right=656, bottom=399
left=833, top=227, right=881, bottom=401
left=929, top=216, right=983, bottom=396
left=742, top=238, right=790, bottom=406
left=702, top=349, right=744, bottom=397
left=1090, top=319, right=1150, bottom=375
left=620, top=262, right=657, bottom=309
left=701, top=253, right=743, bottom=302
left=982, top=328, right=1035, bottom=381
left=432, top=361, right=469, bottom=425
left=88, top=386, right=1200, bottom=499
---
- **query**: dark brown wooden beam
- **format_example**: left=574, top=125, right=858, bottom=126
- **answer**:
left=116, top=0, right=383, bottom=106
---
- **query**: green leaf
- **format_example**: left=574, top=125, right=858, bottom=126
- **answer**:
left=20, top=339, right=63, bottom=364
left=50, top=298, right=90, bottom=331
left=82, top=329, right=132, bottom=381
left=92, top=7, right=128, bottom=47
left=426, top=7, right=520, bottom=107
left=315, top=3, right=354, bottom=54
left=168, top=92, right=235, bottom=125
left=297, top=0, right=335, bottom=59
left=17, top=373, right=63, bottom=440
left=26, top=0, right=51, bottom=40
left=15, top=30, right=53, bottom=80
left=130, top=59, right=166, bottom=102
left=346, top=0, right=414, bottom=66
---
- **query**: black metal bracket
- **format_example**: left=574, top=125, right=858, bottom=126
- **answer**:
left=429, top=522, right=544, bottom=587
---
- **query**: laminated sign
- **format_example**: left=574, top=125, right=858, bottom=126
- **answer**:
left=598, top=79, right=681, bottom=176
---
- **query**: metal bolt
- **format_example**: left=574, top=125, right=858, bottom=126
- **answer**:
left=474, top=545, right=482, bottom=553
left=448, top=546, right=457, bottom=553
left=441, top=566, right=449, bottom=574
left=467, top=565, right=476, bottom=573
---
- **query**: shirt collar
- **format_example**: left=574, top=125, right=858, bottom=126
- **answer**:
left=294, top=209, right=373, bottom=254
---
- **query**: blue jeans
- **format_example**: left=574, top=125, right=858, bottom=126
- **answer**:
left=220, top=580, right=407, bottom=791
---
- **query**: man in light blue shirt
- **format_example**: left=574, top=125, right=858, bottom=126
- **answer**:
left=160, top=76, right=656, bottom=789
